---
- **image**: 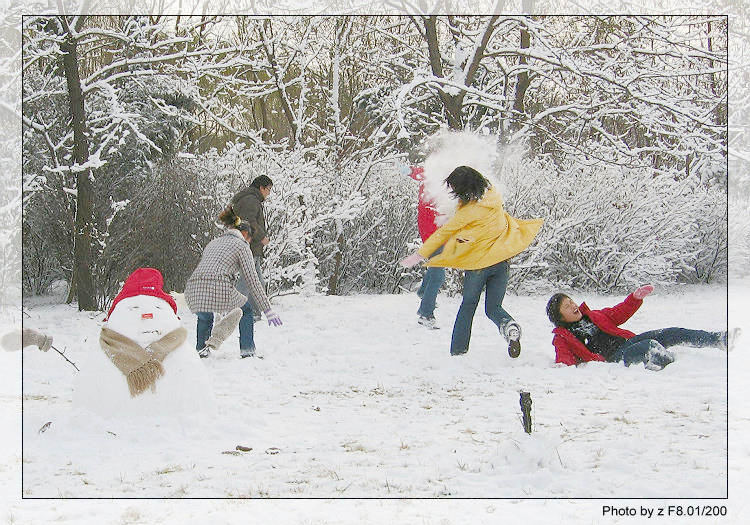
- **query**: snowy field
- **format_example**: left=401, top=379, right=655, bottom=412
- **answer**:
left=1, top=281, right=747, bottom=523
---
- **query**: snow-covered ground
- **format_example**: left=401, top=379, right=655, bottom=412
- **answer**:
left=1, top=281, right=746, bottom=522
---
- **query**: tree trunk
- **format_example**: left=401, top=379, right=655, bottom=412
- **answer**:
left=512, top=16, right=532, bottom=129
left=260, top=19, right=299, bottom=146
left=59, top=16, right=97, bottom=311
left=423, top=16, right=463, bottom=130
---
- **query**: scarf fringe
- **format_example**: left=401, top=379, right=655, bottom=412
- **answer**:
left=126, top=359, right=165, bottom=397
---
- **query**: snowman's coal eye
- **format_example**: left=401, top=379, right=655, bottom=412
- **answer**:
left=130, top=305, right=139, bottom=309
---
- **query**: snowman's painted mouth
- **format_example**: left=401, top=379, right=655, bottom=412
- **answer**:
left=141, top=329, right=162, bottom=335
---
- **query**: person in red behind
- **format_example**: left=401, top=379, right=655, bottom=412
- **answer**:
left=546, top=285, right=736, bottom=371
left=402, top=164, right=446, bottom=329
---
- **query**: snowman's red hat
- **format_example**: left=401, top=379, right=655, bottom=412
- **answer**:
left=106, top=267, right=177, bottom=319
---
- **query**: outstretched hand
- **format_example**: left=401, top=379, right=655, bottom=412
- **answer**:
left=400, top=252, right=425, bottom=268
left=633, top=285, right=654, bottom=300
left=265, top=309, right=283, bottom=327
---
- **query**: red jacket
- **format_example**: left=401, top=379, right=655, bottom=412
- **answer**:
left=408, top=166, right=439, bottom=241
left=552, top=294, right=643, bottom=366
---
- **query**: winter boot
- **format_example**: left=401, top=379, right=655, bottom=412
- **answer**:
left=418, top=315, right=439, bottom=329
left=204, top=307, right=243, bottom=352
left=503, top=321, right=522, bottom=358
left=644, top=341, right=675, bottom=371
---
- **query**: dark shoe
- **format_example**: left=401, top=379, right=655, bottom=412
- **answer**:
left=450, top=349, right=468, bottom=356
left=197, top=346, right=211, bottom=358
left=508, top=339, right=521, bottom=358
left=503, top=321, right=522, bottom=358
left=240, top=347, right=255, bottom=358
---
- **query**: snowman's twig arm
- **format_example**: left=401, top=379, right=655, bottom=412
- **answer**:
left=51, top=345, right=80, bottom=372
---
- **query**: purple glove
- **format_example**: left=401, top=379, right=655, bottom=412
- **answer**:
left=400, top=252, right=425, bottom=268
left=264, top=309, right=283, bottom=327
left=632, top=285, right=654, bottom=300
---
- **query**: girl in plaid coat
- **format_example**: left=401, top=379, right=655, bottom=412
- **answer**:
left=185, top=207, right=282, bottom=358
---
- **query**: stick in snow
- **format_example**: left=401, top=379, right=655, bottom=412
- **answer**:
left=520, top=391, right=532, bottom=434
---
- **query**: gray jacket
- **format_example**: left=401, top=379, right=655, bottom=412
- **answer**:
left=231, top=186, right=267, bottom=257
left=185, top=229, right=271, bottom=314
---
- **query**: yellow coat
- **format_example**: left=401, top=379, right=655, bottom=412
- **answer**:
left=417, top=187, right=543, bottom=270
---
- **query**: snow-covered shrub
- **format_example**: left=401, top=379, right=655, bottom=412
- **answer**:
left=171, top=144, right=375, bottom=297
left=98, top=160, right=218, bottom=308
left=173, top=140, right=727, bottom=299
left=503, top=156, right=727, bottom=293
left=330, top=162, right=417, bottom=295
left=21, top=222, right=64, bottom=297
left=729, top=185, right=750, bottom=278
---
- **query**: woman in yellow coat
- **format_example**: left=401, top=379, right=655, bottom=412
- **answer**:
left=401, top=166, right=543, bottom=357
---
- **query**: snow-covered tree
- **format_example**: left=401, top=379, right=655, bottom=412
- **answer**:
left=0, top=4, right=22, bottom=314
left=21, top=13, right=731, bottom=304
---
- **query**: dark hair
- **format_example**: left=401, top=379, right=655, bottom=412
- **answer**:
left=218, top=206, right=253, bottom=237
left=546, top=293, right=571, bottom=327
left=251, top=175, right=273, bottom=189
left=445, top=166, right=490, bottom=204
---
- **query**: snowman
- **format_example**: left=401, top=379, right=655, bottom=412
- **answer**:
left=74, top=268, right=215, bottom=422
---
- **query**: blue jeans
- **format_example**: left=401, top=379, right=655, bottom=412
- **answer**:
left=417, top=246, right=445, bottom=318
left=450, top=260, right=513, bottom=355
left=236, top=255, right=265, bottom=317
left=611, top=328, right=723, bottom=367
left=196, top=299, right=256, bottom=352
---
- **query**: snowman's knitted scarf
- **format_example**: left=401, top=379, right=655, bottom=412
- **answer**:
left=99, top=326, right=187, bottom=397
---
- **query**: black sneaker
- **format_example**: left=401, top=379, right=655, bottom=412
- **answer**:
left=503, top=322, right=522, bottom=358
left=240, top=348, right=255, bottom=358
left=508, top=340, right=521, bottom=358
left=197, top=346, right=211, bottom=358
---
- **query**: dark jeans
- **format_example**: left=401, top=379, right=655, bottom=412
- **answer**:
left=416, top=246, right=446, bottom=318
left=196, top=299, right=256, bottom=351
left=611, top=328, right=723, bottom=366
left=450, top=260, right=513, bottom=355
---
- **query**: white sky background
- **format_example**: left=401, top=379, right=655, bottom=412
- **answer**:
left=2, top=0, right=748, bottom=523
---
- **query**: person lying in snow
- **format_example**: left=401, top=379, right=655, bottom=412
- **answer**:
left=546, top=285, right=738, bottom=370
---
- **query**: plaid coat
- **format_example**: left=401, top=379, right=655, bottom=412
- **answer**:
left=185, top=229, right=271, bottom=314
